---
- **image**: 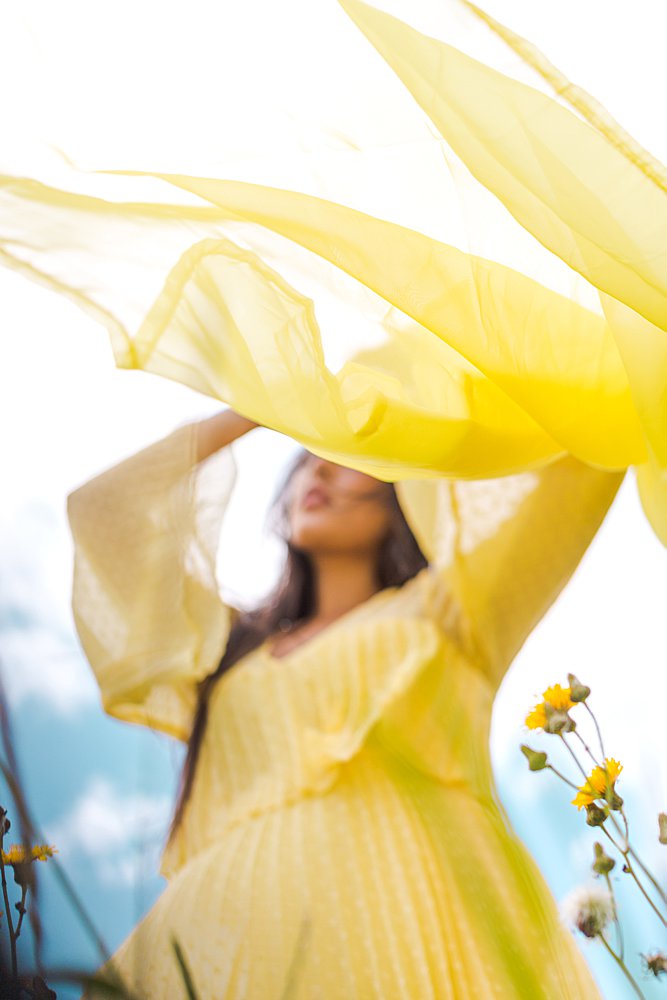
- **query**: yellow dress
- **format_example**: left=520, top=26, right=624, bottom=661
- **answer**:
left=67, top=418, right=625, bottom=999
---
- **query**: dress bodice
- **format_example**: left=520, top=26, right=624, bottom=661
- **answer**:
left=162, top=572, right=496, bottom=877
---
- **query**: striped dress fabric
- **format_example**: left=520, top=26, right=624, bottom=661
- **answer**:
left=67, top=420, right=624, bottom=999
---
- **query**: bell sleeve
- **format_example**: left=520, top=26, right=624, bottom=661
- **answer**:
left=396, top=456, right=626, bottom=688
left=66, top=420, right=238, bottom=740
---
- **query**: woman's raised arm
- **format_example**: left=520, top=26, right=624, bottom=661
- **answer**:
left=399, top=456, right=626, bottom=689
left=67, top=409, right=259, bottom=740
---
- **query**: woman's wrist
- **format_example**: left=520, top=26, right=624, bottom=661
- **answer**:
left=195, top=408, right=260, bottom=462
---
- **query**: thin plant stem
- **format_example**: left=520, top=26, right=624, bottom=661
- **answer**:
left=0, top=674, right=45, bottom=973
left=603, top=812, right=627, bottom=849
left=0, top=850, right=17, bottom=981
left=44, top=965, right=144, bottom=999
left=171, top=937, right=200, bottom=1000
left=1, top=670, right=116, bottom=978
left=600, top=826, right=667, bottom=929
left=15, top=885, right=28, bottom=938
left=603, top=871, right=624, bottom=961
left=279, top=915, right=312, bottom=1000
left=0, top=757, right=110, bottom=965
left=585, top=703, right=606, bottom=760
left=626, top=843, right=667, bottom=909
left=618, top=807, right=667, bottom=909
left=546, top=764, right=580, bottom=791
left=573, top=729, right=602, bottom=769
left=598, top=933, right=646, bottom=1000
left=558, top=733, right=589, bottom=781
left=606, top=809, right=627, bottom=847
left=604, top=806, right=667, bottom=913
left=599, top=824, right=625, bottom=856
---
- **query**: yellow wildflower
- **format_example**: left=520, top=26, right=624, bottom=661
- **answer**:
left=542, top=684, right=575, bottom=711
left=572, top=758, right=623, bottom=810
left=1, top=843, right=57, bottom=865
left=31, top=844, right=57, bottom=862
left=525, top=684, right=575, bottom=730
left=2, top=844, right=29, bottom=865
left=572, top=788, right=596, bottom=810
left=589, top=759, right=623, bottom=795
left=525, top=702, right=547, bottom=730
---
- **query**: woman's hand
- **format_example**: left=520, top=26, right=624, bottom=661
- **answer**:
left=195, top=408, right=261, bottom=463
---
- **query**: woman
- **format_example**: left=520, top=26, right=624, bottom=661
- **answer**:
left=67, top=405, right=625, bottom=998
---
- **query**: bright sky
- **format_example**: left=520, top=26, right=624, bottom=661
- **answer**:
left=1, top=1, right=666, bottom=996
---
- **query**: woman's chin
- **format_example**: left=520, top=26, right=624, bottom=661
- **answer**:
left=289, top=530, right=323, bottom=552
left=289, top=512, right=336, bottom=549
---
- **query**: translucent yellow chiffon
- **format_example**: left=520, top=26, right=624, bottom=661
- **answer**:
left=1, top=171, right=642, bottom=480
left=335, top=0, right=667, bottom=543
left=67, top=419, right=623, bottom=998
left=1, top=0, right=665, bottom=535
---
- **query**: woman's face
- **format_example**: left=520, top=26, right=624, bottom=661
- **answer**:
left=287, top=453, right=394, bottom=556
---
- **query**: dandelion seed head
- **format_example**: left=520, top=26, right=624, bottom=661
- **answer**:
left=560, top=883, right=614, bottom=939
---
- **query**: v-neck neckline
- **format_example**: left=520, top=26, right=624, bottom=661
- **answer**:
left=260, top=585, right=399, bottom=663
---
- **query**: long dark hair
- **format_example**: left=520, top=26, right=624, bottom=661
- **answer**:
left=167, top=447, right=429, bottom=841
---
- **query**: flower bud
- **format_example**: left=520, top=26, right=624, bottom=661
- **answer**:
left=592, top=842, right=615, bottom=875
left=544, top=702, right=576, bottom=734
left=585, top=803, right=608, bottom=827
left=520, top=745, right=548, bottom=771
left=607, top=791, right=624, bottom=811
left=11, top=860, right=34, bottom=891
left=567, top=673, right=591, bottom=703
left=658, top=812, right=667, bottom=845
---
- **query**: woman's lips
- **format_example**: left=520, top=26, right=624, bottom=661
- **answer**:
left=301, top=486, right=331, bottom=509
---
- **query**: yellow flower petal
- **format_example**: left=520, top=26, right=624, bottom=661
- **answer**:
left=525, top=703, right=547, bottom=730
left=2, top=843, right=57, bottom=865
left=542, top=684, right=575, bottom=711
left=587, top=767, right=606, bottom=796
left=605, top=758, right=623, bottom=784
left=572, top=790, right=596, bottom=810
left=588, top=758, right=623, bottom=796
left=1, top=845, right=29, bottom=865
left=31, top=844, right=57, bottom=862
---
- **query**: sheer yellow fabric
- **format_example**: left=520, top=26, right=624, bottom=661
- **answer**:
left=0, top=172, right=641, bottom=479
left=66, top=422, right=237, bottom=740
left=1, top=2, right=663, bottom=539
left=336, top=0, right=667, bottom=540
left=338, top=0, right=667, bottom=325
left=0, top=97, right=660, bottom=533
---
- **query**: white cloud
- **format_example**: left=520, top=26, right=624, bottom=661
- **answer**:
left=0, top=501, right=98, bottom=714
left=48, top=777, right=172, bottom=885
left=1, top=627, right=96, bottom=714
